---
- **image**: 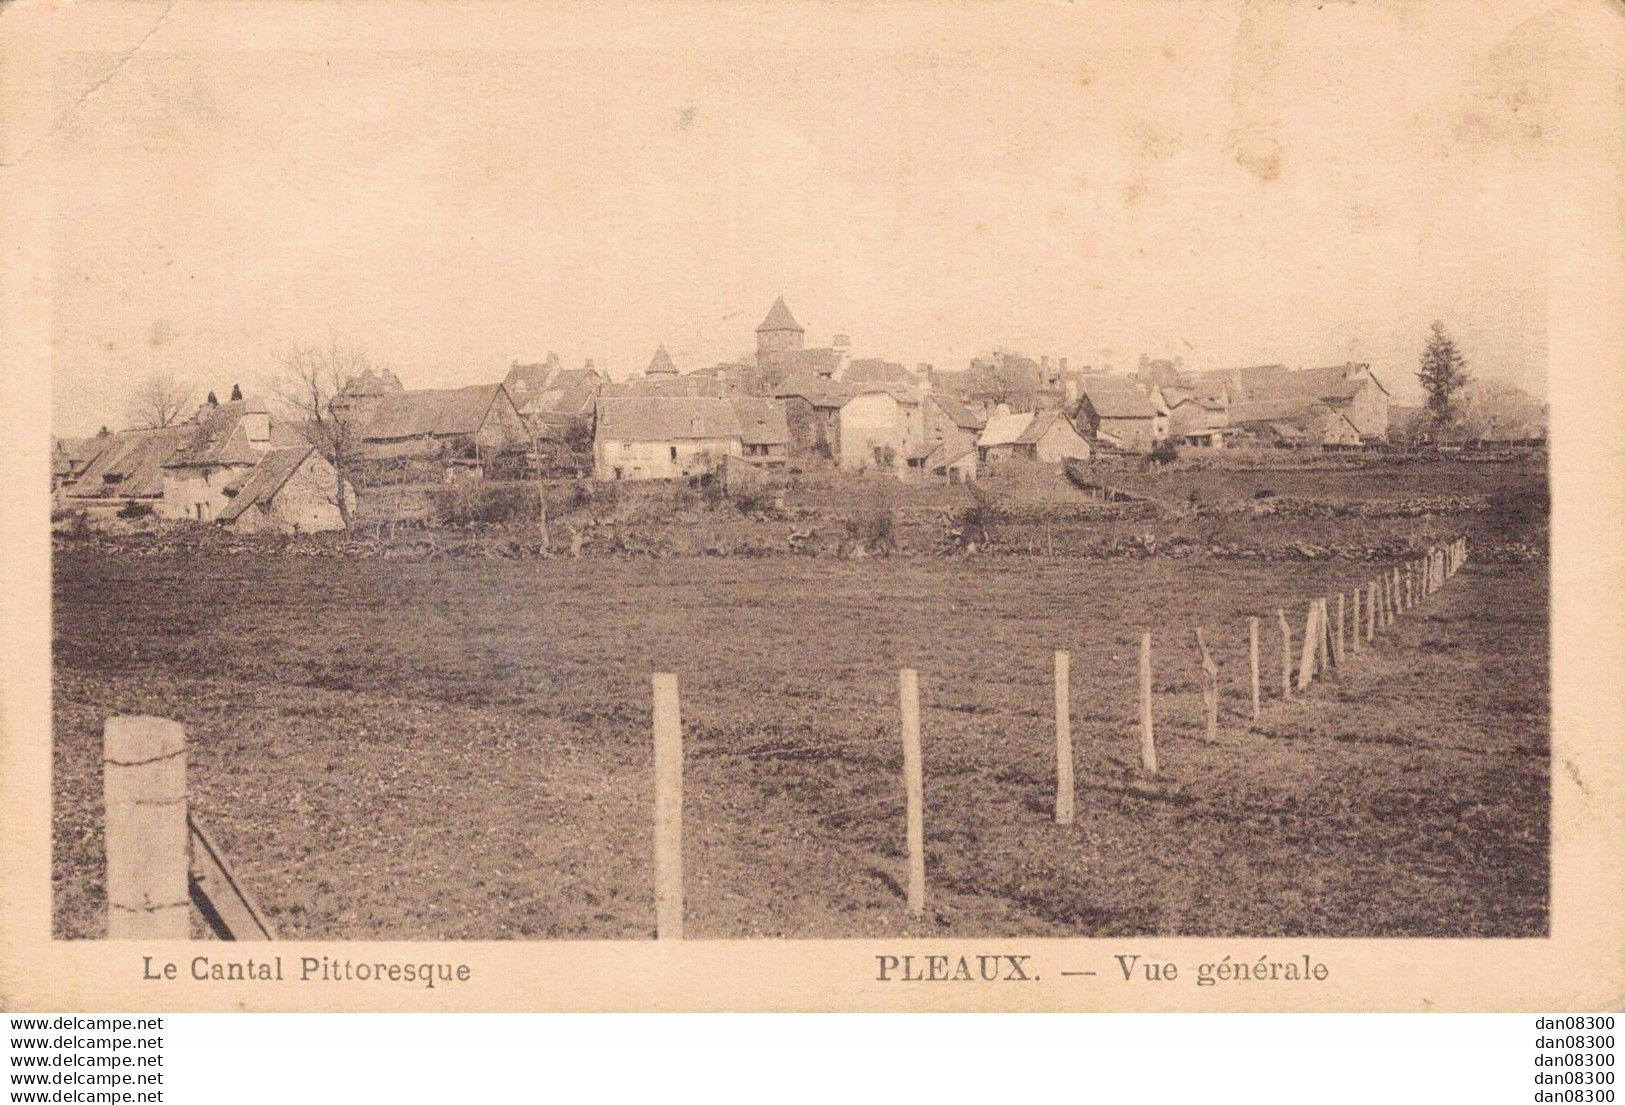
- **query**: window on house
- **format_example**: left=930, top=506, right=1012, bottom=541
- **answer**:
left=670, top=446, right=678, bottom=461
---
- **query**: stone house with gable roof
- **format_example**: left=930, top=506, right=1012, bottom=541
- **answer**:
left=358, top=383, right=529, bottom=475
left=593, top=396, right=788, bottom=480
left=1074, top=377, right=1170, bottom=452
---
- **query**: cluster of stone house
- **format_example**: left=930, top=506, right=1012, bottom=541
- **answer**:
left=54, top=396, right=353, bottom=532
left=571, top=299, right=1391, bottom=482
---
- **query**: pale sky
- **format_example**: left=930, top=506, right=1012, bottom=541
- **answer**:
left=38, top=1, right=1554, bottom=436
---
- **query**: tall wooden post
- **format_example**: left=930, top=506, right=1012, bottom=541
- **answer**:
left=1350, top=589, right=1361, bottom=656
left=652, top=673, right=684, bottom=940
left=900, top=669, right=926, bottom=915
left=1367, top=580, right=1377, bottom=640
left=1334, top=592, right=1346, bottom=665
left=104, top=716, right=189, bottom=939
left=1315, top=598, right=1330, bottom=674
left=1277, top=609, right=1292, bottom=701
left=1248, top=616, right=1261, bottom=720
left=1053, top=651, right=1074, bottom=826
left=1296, top=601, right=1319, bottom=691
left=1195, top=628, right=1219, bottom=741
left=1139, top=633, right=1157, bottom=776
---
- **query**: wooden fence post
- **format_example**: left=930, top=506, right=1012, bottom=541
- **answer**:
left=1248, top=616, right=1261, bottom=720
left=900, top=668, right=926, bottom=915
left=105, top=716, right=189, bottom=939
left=1316, top=598, right=1331, bottom=674
left=1195, top=628, right=1219, bottom=741
left=1334, top=592, right=1346, bottom=665
left=1054, top=651, right=1074, bottom=826
left=1277, top=609, right=1292, bottom=701
left=652, top=673, right=684, bottom=940
left=1350, top=589, right=1362, bottom=656
left=1296, top=601, right=1319, bottom=691
left=1139, top=633, right=1157, bottom=776
left=1367, top=580, right=1377, bottom=641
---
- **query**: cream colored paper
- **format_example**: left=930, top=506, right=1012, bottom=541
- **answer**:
left=2, top=0, right=1621, bottom=1012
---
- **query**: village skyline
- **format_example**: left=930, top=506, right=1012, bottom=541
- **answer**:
left=53, top=295, right=1537, bottom=439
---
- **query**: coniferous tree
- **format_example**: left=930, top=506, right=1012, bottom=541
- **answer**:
left=230, top=383, right=243, bottom=401
left=1417, top=322, right=1471, bottom=429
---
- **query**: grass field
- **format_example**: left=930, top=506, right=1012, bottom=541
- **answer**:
left=53, top=541, right=1548, bottom=939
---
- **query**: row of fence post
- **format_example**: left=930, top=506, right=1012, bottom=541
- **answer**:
left=648, top=536, right=1469, bottom=934
left=100, top=537, right=1470, bottom=939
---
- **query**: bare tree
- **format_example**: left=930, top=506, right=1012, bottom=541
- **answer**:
left=270, top=334, right=373, bottom=529
left=126, top=371, right=197, bottom=429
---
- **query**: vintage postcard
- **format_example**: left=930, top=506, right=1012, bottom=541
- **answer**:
left=1, top=0, right=1621, bottom=1012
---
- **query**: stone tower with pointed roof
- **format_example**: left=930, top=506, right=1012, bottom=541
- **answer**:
left=646, top=344, right=678, bottom=377
left=755, top=297, right=805, bottom=368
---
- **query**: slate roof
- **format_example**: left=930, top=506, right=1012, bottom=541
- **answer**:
left=361, top=384, right=510, bottom=441
left=929, top=394, right=985, bottom=431
left=1081, top=377, right=1160, bottom=419
left=218, top=446, right=318, bottom=523
left=1184, top=363, right=1386, bottom=405
left=337, top=367, right=405, bottom=398
left=978, top=410, right=1035, bottom=449
left=757, top=296, right=803, bottom=333
left=503, top=356, right=562, bottom=395
left=54, top=435, right=110, bottom=479
left=776, top=347, right=845, bottom=376
left=602, top=375, right=727, bottom=399
left=595, top=397, right=744, bottom=442
left=1227, top=397, right=1329, bottom=426
left=730, top=398, right=790, bottom=447
left=1169, top=398, right=1230, bottom=435
left=67, top=425, right=190, bottom=499
left=1013, top=409, right=1077, bottom=445
left=1294, top=363, right=1389, bottom=399
left=164, top=401, right=285, bottom=468
left=774, top=373, right=853, bottom=409
left=843, top=359, right=916, bottom=389
left=646, top=345, right=678, bottom=376
left=516, top=368, right=603, bottom=422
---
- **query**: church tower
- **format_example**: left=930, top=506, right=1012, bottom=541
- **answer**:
left=755, top=297, right=805, bottom=368
left=646, top=344, right=678, bottom=377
